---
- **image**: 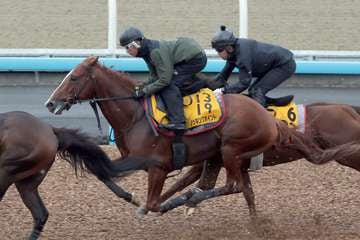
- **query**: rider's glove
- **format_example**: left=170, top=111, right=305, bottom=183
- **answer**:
left=133, top=86, right=145, bottom=99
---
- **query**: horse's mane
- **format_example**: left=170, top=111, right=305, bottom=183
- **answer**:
left=96, top=61, right=141, bottom=87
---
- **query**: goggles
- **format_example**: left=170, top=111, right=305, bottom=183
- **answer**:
left=215, top=47, right=225, bottom=53
left=125, top=41, right=141, bottom=50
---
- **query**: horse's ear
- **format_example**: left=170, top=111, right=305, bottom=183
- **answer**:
left=89, top=56, right=99, bottom=66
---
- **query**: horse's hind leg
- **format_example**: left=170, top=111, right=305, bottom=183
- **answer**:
left=196, top=156, right=223, bottom=190
left=220, top=149, right=256, bottom=216
left=241, top=163, right=256, bottom=216
left=159, top=164, right=203, bottom=204
left=0, top=171, right=13, bottom=202
left=159, top=155, right=251, bottom=214
left=159, top=158, right=222, bottom=213
left=0, top=185, right=8, bottom=201
left=336, top=155, right=360, bottom=172
left=160, top=171, right=239, bottom=213
left=15, top=172, right=49, bottom=240
left=160, top=157, right=222, bottom=203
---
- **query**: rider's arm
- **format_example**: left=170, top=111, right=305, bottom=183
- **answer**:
left=144, top=60, right=158, bottom=83
left=222, top=66, right=252, bottom=94
left=142, top=50, right=173, bottom=96
left=215, top=61, right=236, bottom=84
left=237, top=68, right=252, bottom=89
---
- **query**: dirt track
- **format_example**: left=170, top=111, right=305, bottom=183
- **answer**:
left=1, top=145, right=360, bottom=240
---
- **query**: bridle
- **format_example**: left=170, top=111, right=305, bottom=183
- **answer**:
left=70, top=65, right=137, bottom=105
left=67, top=64, right=158, bottom=139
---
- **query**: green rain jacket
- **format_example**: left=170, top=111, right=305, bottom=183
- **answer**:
left=141, top=37, right=204, bottom=95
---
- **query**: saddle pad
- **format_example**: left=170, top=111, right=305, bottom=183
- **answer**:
left=145, top=88, right=225, bottom=136
left=267, top=102, right=306, bottom=133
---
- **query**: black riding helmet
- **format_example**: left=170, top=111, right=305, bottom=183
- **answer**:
left=211, top=25, right=236, bottom=50
left=119, top=27, right=144, bottom=47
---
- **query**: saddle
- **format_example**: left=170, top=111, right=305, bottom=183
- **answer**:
left=265, top=95, right=294, bottom=106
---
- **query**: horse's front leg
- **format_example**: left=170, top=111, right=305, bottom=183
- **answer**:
left=137, top=167, right=167, bottom=216
left=160, top=158, right=222, bottom=213
left=159, top=163, right=204, bottom=203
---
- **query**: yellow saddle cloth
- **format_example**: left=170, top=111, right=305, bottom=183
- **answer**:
left=267, top=102, right=306, bottom=132
left=148, top=88, right=224, bottom=129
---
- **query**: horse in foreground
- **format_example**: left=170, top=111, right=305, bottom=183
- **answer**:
left=45, top=56, right=360, bottom=217
left=0, top=111, right=154, bottom=240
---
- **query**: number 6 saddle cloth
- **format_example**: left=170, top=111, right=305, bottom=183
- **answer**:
left=143, top=88, right=306, bottom=136
left=267, top=102, right=306, bottom=133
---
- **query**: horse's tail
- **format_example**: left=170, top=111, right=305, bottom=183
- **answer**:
left=351, top=105, right=360, bottom=115
left=52, top=127, right=159, bottom=180
left=275, top=121, right=360, bottom=164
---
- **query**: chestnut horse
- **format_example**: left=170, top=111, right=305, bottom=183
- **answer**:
left=0, top=111, right=154, bottom=240
left=158, top=103, right=360, bottom=212
left=45, top=56, right=359, bottom=217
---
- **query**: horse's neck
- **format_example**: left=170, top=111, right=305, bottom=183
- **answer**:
left=93, top=66, right=142, bottom=131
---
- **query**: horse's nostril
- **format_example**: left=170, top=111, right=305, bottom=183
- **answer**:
left=46, top=102, right=53, bottom=108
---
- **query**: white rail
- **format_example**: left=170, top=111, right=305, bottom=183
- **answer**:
left=1, top=49, right=360, bottom=61
left=107, top=0, right=117, bottom=53
left=1, top=0, right=359, bottom=62
left=239, top=0, right=248, bottom=38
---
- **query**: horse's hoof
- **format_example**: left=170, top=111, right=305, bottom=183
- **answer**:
left=184, top=206, right=197, bottom=216
left=247, top=208, right=257, bottom=221
left=130, top=193, right=141, bottom=207
left=249, top=210, right=257, bottom=219
left=136, top=205, right=148, bottom=218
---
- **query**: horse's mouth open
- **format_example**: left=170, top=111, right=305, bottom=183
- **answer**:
left=45, top=100, right=72, bottom=115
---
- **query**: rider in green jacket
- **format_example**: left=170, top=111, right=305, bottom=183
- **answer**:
left=119, top=27, right=207, bottom=130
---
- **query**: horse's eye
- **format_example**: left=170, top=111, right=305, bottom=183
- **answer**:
left=70, top=75, right=79, bottom=81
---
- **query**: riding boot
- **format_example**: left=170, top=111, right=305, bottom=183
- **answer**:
left=249, top=88, right=267, bottom=107
left=159, top=85, right=186, bottom=130
left=166, top=103, right=186, bottom=130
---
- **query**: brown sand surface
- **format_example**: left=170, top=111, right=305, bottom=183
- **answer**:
left=1, top=145, right=360, bottom=240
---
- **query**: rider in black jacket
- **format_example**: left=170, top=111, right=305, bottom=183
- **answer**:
left=208, top=26, right=296, bottom=107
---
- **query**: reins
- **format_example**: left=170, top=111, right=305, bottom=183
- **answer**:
left=71, top=65, right=138, bottom=139
left=74, top=96, right=137, bottom=140
left=76, top=95, right=159, bottom=141
left=70, top=62, right=159, bottom=143
left=75, top=95, right=136, bottom=104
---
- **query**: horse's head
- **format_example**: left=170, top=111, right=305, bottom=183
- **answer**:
left=45, top=56, right=99, bottom=114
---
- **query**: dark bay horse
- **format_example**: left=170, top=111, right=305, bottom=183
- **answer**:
left=158, top=102, right=360, bottom=212
left=45, top=56, right=360, bottom=217
left=0, top=111, right=154, bottom=240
